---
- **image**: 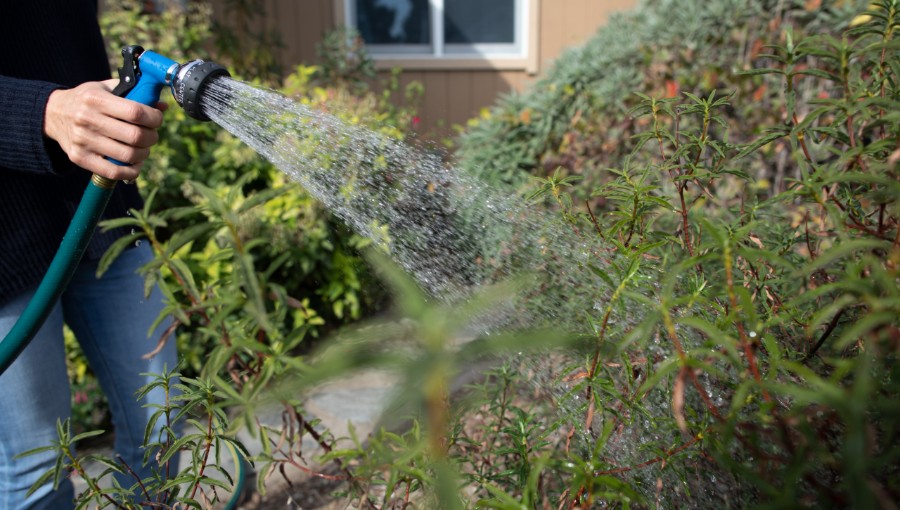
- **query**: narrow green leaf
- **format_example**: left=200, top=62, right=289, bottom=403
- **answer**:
left=736, top=130, right=789, bottom=160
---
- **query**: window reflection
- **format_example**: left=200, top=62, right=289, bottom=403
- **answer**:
left=356, top=0, right=430, bottom=44
left=445, top=0, right=515, bottom=44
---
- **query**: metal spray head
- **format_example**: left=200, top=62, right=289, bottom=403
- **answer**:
left=172, top=59, right=230, bottom=121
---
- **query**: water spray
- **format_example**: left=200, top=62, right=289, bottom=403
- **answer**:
left=0, top=46, right=244, bottom=506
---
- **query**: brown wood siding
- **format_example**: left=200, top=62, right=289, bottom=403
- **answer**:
left=208, top=0, right=637, bottom=134
left=539, top=0, right=636, bottom=71
left=208, top=0, right=335, bottom=68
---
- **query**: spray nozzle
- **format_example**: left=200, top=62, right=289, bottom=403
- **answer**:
left=172, top=59, right=230, bottom=121
left=112, top=45, right=230, bottom=121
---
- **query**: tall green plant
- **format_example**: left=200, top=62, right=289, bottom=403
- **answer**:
left=511, top=1, right=899, bottom=507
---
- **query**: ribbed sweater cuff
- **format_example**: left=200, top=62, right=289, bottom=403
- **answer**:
left=0, top=75, right=66, bottom=174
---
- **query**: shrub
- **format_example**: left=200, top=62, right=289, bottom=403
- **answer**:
left=456, top=0, right=868, bottom=194
left=442, top=0, right=900, bottom=508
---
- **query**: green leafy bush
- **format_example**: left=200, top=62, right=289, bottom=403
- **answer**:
left=457, top=0, right=867, bottom=193
left=64, top=1, right=419, bottom=432
left=440, top=0, right=900, bottom=508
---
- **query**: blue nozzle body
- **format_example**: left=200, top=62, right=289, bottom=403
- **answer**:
left=122, top=50, right=178, bottom=107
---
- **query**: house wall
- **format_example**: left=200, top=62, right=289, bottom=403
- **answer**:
left=211, top=0, right=637, bottom=133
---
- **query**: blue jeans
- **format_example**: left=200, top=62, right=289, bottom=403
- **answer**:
left=0, top=244, right=178, bottom=509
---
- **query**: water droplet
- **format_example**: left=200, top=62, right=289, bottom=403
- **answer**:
left=135, top=239, right=142, bottom=247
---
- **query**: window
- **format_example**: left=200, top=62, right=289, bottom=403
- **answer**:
left=345, top=0, right=531, bottom=63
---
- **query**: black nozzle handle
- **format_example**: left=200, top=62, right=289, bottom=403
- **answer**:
left=112, top=45, right=144, bottom=98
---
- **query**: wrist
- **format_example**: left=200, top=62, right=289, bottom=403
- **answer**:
left=43, top=88, right=66, bottom=143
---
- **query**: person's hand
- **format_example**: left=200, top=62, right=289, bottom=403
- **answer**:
left=43, top=78, right=164, bottom=181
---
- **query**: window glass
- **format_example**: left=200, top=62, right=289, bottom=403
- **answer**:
left=444, top=0, right=515, bottom=44
left=355, top=0, right=431, bottom=44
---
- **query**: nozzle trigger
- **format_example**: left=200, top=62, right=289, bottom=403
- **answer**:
left=112, top=45, right=144, bottom=98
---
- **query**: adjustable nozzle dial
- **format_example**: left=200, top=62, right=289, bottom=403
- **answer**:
left=173, top=60, right=230, bottom=121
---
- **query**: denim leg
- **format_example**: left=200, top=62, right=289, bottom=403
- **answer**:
left=62, top=244, right=178, bottom=498
left=0, top=293, right=75, bottom=510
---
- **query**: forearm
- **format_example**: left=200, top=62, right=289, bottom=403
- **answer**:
left=0, top=74, right=68, bottom=175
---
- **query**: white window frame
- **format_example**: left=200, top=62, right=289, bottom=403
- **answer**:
left=340, top=0, right=539, bottom=72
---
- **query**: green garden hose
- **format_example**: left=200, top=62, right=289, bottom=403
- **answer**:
left=0, top=175, right=116, bottom=374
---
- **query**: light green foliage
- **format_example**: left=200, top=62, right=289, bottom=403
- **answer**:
left=137, top=82, right=383, bottom=364
left=453, top=0, right=899, bottom=508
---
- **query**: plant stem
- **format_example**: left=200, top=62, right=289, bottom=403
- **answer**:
left=593, top=430, right=706, bottom=476
left=584, top=200, right=605, bottom=239
left=802, top=308, right=847, bottom=362
left=723, top=240, right=771, bottom=403
left=188, top=410, right=215, bottom=503
left=116, top=454, right=154, bottom=504
left=67, top=448, right=128, bottom=509
left=679, top=185, right=694, bottom=256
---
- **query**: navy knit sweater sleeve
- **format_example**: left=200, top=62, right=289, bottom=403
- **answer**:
left=0, top=0, right=147, bottom=306
left=0, top=75, right=66, bottom=175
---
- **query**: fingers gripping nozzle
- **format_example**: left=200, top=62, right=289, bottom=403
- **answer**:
left=113, top=45, right=230, bottom=122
